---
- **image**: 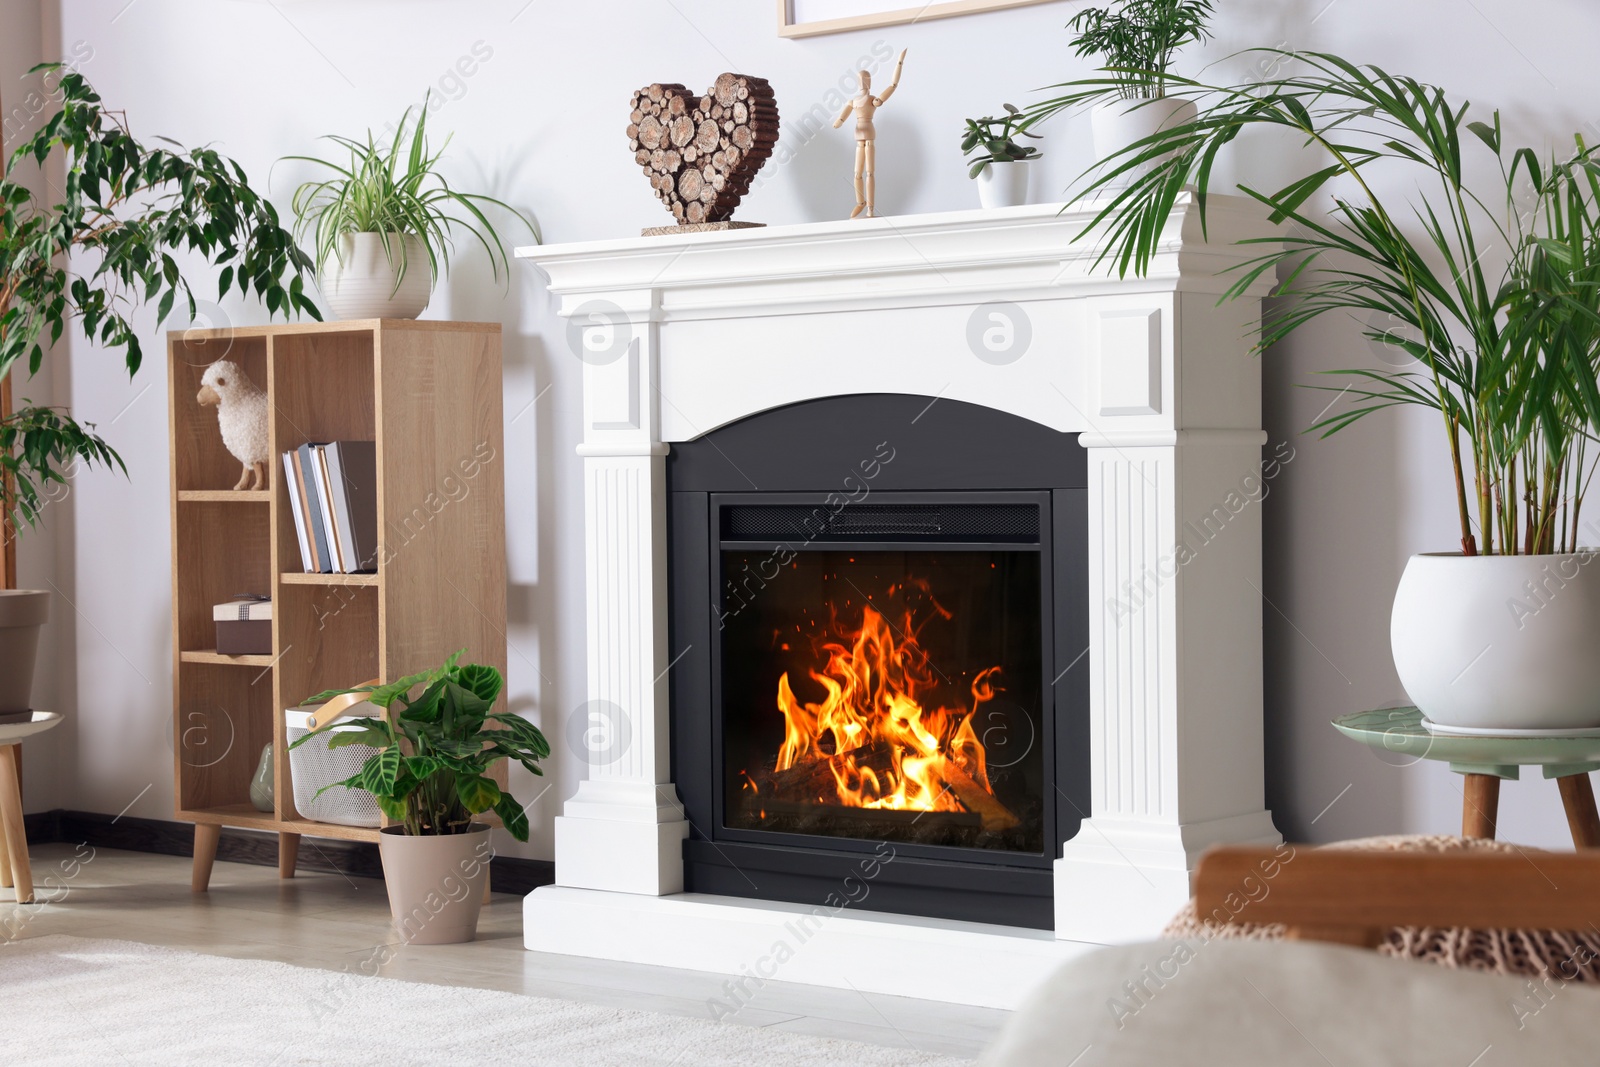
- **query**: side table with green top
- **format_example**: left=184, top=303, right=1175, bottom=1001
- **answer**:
left=1333, top=707, right=1600, bottom=846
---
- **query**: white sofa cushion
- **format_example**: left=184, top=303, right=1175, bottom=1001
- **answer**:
left=982, top=938, right=1598, bottom=1065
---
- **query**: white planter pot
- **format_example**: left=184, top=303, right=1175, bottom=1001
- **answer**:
left=378, top=823, right=492, bottom=944
left=975, top=160, right=1032, bottom=209
left=319, top=232, right=432, bottom=321
left=1390, top=552, right=1600, bottom=731
left=1089, top=96, right=1198, bottom=174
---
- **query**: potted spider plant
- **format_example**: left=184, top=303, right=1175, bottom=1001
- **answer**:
left=293, top=652, right=549, bottom=944
left=286, top=97, right=538, bottom=321
left=1046, top=49, right=1600, bottom=733
left=0, top=65, right=316, bottom=718
left=1061, top=0, right=1213, bottom=167
left=962, top=105, right=1042, bottom=209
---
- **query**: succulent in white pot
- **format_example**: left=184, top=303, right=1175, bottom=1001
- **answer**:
left=287, top=97, right=538, bottom=321
left=1032, top=47, right=1600, bottom=732
left=962, top=105, right=1041, bottom=210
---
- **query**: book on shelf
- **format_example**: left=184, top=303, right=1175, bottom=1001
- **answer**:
left=282, top=452, right=312, bottom=571
left=281, top=441, right=378, bottom=575
left=327, top=441, right=378, bottom=572
left=292, top=444, right=332, bottom=573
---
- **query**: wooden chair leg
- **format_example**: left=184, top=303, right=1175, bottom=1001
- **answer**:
left=1558, top=773, right=1600, bottom=849
left=278, top=832, right=300, bottom=879
left=192, top=823, right=222, bottom=892
left=0, top=745, right=34, bottom=902
left=1462, top=773, right=1501, bottom=839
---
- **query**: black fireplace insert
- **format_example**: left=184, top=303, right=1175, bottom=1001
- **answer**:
left=667, top=394, right=1088, bottom=930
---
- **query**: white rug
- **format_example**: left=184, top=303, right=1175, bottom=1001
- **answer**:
left=1, top=935, right=971, bottom=1066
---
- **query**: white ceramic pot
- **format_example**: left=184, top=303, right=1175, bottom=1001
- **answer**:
left=975, top=160, right=1032, bottom=210
left=1089, top=96, right=1198, bottom=172
left=377, top=823, right=492, bottom=944
left=319, top=232, right=432, bottom=321
left=1390, top=552, right=1600, bottom=730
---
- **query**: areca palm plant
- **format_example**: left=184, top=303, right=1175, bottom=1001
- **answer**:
left=1025, top=50, right=1600, bottom=556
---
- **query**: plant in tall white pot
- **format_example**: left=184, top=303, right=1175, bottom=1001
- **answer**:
left=1046, top=50, right=1600, bottom=734
left=1059, top=0, right=1213, bottom=167
left=962, top=105, right=1042, bottom=209
left=286, top=98, right=538, bottom=321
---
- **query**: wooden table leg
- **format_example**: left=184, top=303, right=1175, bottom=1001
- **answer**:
left=1462, top=773, right=1501, bottom=839
left=192, top=823, right=221, bottom=892
left=1558, top=773, right=1600, bottom=849
left=0, top=745, right=34, bottom=902
left=482, top=864, right=492, bottom=905
left=278, top=832, right=300, bottom=879
left=0, top=784, right=11, bottom=890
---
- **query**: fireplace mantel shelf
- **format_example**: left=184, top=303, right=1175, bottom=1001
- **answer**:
left=523, top=196, right=1278, bottom=320
left=516, top=197, right=1281, bottom=1010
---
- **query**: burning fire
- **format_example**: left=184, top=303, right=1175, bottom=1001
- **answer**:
left=768, top=592, right=1014, bottom=828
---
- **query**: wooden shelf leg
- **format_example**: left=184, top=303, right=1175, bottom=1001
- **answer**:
left=0, top=745, right=34, bottom=902
left=1558, top=773, right=1600, bottom=849
left=278, top=832, right=300, bottom=879
left=192, top=823, right=222, bottom=892
left=1462, top=773, right=1501, bottom=839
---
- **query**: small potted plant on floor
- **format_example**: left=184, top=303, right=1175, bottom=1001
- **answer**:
left=0, top=65, right=317, bottom=717
left=1049, top=0, right=1213, bottom=166
left=294, top=652, right=547, bottom=944
left=285, top=97, right=538, bottom=321
left=1055, top=50, right=1600, bottom=733
left=962, top=105, right=1042, bottom=209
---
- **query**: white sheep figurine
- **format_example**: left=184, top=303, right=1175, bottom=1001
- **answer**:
left=196, top=360, right=269, bottom=491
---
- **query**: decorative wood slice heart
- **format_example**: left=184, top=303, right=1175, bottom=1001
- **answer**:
left=627, top=73, right=780, bottom=226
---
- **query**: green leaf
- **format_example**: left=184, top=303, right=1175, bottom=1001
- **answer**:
left=456, top=774, right=501, bottom=813
left=455, top=663, right=502, bottom=705
left=364, top=746, right=402, bottom=796
left=493, top=794, right=530, bottom=842
left=324, top=725, right=391, bottom=750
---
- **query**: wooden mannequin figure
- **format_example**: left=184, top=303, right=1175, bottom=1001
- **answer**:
left=832, top=49, right=908, bottom=219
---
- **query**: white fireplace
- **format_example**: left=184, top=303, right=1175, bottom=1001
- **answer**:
left=516, top=197, right=1281, bottom=1010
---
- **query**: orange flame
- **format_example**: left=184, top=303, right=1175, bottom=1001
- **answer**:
left=774, top=598, right=1001, bottom=815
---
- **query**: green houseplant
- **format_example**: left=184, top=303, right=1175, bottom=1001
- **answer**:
left=0, top=64, right=317, bottom=715
left=1060, top=0, right=1214, bottom=164
left=285, top=97, right=538, bottom=321
left=294, top=651, right=548, bottom=942
left=1042, top=48, right=1600, bottom=732
left=962, top=105, right=1042, bottom=209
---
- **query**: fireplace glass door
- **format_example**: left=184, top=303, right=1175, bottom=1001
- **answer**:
left=715, top=497, right=1049, bottom=855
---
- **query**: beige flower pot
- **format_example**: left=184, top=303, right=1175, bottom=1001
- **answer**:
left=378, top=823, right=492, bottom=944
left=0, top=591, right=49, bottom=715
left=319, top=232, right=432, bottom=321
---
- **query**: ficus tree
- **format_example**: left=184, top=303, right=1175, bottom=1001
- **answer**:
left=0, top=63, right=319, bottom=530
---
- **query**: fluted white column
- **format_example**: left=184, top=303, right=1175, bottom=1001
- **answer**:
left=1056, top=430, right=1280, bottom=942
left=552, top=295, right=689, bottom=895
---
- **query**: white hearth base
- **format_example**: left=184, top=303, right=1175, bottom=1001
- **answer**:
left=523, top=886, right=1096, bottom=1011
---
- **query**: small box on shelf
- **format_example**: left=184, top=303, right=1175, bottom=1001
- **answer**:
left=213, top=595, right=272, bottom=656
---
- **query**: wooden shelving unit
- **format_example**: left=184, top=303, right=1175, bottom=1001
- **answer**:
left=167, top=319, right=507, bottom=890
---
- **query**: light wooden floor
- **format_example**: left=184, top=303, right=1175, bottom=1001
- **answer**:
left=1, top=843, right=1004, bottom=1060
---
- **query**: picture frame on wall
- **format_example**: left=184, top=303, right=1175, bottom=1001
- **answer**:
left=777, top=0, right=1059, bottom=38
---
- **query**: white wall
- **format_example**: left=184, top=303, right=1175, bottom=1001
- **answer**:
left=16, top=0, right=1600, bottom=858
